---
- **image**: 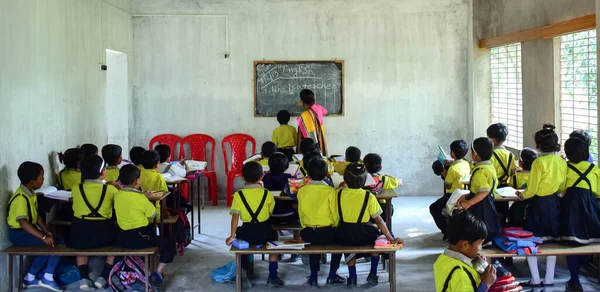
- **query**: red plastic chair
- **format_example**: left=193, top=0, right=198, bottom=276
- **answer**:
left=222, top=134, right=256, bottom=206
left=149, top=134, right=183, bottom=161
left=181, top=134, right=218, bottom=205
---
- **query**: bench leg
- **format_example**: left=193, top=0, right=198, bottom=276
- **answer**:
left=9, top=254, right=13, bottom=292
left=145, top=254, right=149, bottom=292
left=190, top=178, right=195, bottom=240
left=389, top=251, right=396, bottom=292
left=236, top=254, right=242, bottom=292
left=18, top=255, right=23, bottom=292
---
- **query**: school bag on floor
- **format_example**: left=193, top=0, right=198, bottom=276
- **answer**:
left=211, top=261, right=236, bottom=283
left=168, top=208, right=192, bottom=255
left=109, top=256, right=150, bottom=292
left=493, top=227, right=543, bottom=256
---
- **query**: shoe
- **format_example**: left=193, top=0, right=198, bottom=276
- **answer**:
left=347, top=277, right=357, bottom=287
left=79, top=278, right=96, bottom=291
left=94, top=276, right=108, bottom=289
left=326, top=274, right=346, bottom=285
left=23, top=278, right=40, bottom=288
left=267, top=276, right=285, bottom=287
left=522, top=280, right=544, bottom=287
left=306, top=277, right=319, bottom=289
left=39, top=278, right=63, bottom=292
left=150, top=272, right=163, bottom=292
left=366, top=273, right=379, bottom=286
left=566, top=280, right=583, bottom=292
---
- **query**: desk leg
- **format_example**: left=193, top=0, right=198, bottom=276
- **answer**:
left=9, top=255, right=13, bottom=292
left=198, top=177, right=203, bottom=234
left=236, top=254, right=242, bottom=292
left=18, top=255, right=23, bottom=292
left=389, top=251, right=396, bottom=292
left=144, top=254, right=149, bottom=292
left=386, top=201, right=393, bottom=232
left=190, top=178, right=195, bottom=240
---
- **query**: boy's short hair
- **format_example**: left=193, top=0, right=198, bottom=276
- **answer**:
left=486, top=123, right=508, bottom=144
left=18, top=162, right=43, bottom=185
left=450, top=140, right=469, bottom=160
left=119, top=164, right=141, bottom=185
left=142, top=150, right=161, bottom=170
left=300, top=89, right=315, bottom=106
left=472, top=137, right=494, bottom=161
left=242, top=162, right=263, bottom=183
left=363, top=153, right=382, bottom=174
left=565, top=137, right=589, bottom=164
left=261, top=141, right=277, bottom=158
left=345, top=146, right=361, bottom=163
left=570, top=130, right=592, bottom=147
left=58, top=148, right=83, bottom=169
left=80, top=143, right=98, bottom=157
left=268, top=153, right=289, bottom=175
left=344, top=162, right=368, bottom=188
left=519, top=148, right=538, bottom=171
left=101, top=144, right=122, bottom=165
left=130, top=146, right=146, bottom=165
left=447, top=212, right=487, bottom=244
left=81, top=155, right=105, bottom=180
left=277, top=110, right=291, bottom=125
left=307, top=157, right=328, bottom=181
left=299, top=138, right=316, bottom=154
left=154, top=144, right=171, bottom=163
left=302, top=151, right=320, bottom=168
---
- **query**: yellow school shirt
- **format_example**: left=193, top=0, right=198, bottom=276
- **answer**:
left=72, top=180, right=118, bottom=220
left=470, top=161, right=497, bottom=195
left=445, top=160, right=471, bottom=193
left=522, top=153, right=567, bottom=199
left=512, top=171, right=529, bottom=189
left=433, top=250, right=481, bottom=292
left=272, top=124, right=298, bottom=149
left=58, top=169, right=81, bottom=191
left=136, top=165, right=144, bottom=171
left=105, top=167, right=120, bottom=182
left=258, top=158, right=269, bottom=166
left=140, top=168, right=168, bottom=220
left=230, top=184, right=275, bottom=223
left=491, top=146, right=517, bottom=185
left=297, top=181, right=339, bottom=228
left=333, top=161, right=350, bottom=176
left=115, top=188, right=156, bottom=230
left=371, top=173, right=400, bottom=204
left=565, top=161, right=600, bottom=197
left=338, top=188, right=382, bottom=223
left=7, top=185, right=39, bottom=229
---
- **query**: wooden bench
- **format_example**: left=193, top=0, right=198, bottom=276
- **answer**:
left=50, top=215, right=180, bottom=236
left=2, top=244, right=157, bottom=292
left=230, top=244, right=401, bottom=292
left=271, top=224, right=303, bottom=231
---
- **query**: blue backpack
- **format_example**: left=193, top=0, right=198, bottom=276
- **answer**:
left=211, top=261, right=236, bottom=283
left=493, top=229, right=543, bottom=256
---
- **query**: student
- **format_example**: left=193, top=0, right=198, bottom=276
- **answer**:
left=516, top=124, right=566, bottom=287
left=272, top=110, right=298, bottom=161
left=332, top=163, right=403, bottom=286
left=429, top=140, right=470, bottom=240
left=297, top=157, right=341, bottom=287
left=299, top=137, right=317, bottom=155
left=457, top=138, right=501, bottom=243
left=69, top=155, right=119, bottom=290
left=333, top=146, right=361, bottom=176
left=115, top=164, right=175, bottom=292
left=57, top=148, right=83, bottom=191
left=570, top=129, right=594, bottom=163
left=508, top=148, right=538, bottom=227
left=560, top=137, right=600, bottom=291
left=363, top=153, right=402, bottom=227
left=487, top=123, right=516, bottom=221
left=140, top=150, right=169, bottom=220
left=433, top=212, right=497, bottom=292
left=130, top=146, right=146, bottom=170
left=80, top=143, right=98, bottom=157
left=7, top=162, right=64, bottom=291
left=225, top=162, right=282, bottom=287
left=258, top=141, right=277, bottom=166
left=264, top=153, right=297, bottom=225
left=101, top=144, right=123, bottom=182
left=155, top=144, right=187, bottom=178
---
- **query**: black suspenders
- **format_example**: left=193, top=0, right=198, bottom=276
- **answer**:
left=7, top=193, right=33, bottom=225
left=567, top=163, right=595, bottom=190
left=493, top=152, right=514, bottom=183
left=469, top=168, right=497, bottom=197
left=337, top=189, right=370, bottom=223
left=238, top=189, right=268, bottom=223
left=79, top=184, right=108, bottom=219
left=442, top=265, right=477, bottom=292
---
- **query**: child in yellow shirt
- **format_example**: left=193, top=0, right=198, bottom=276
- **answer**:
left=129, top=146, right=146, bottom=170
left=272, top=110, right=298, bottom=161
left=333, top=146, right=361, bottom=176
left=140, top=150, right=169, bottom=221
left=101, top=144, right=123, bottom=182
left=363, top=153, right=402, bottom=226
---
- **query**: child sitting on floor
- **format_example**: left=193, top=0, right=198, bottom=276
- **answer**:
left=333, top=146, right=361, bottom=176
left=101, top=144, right=123, bottom=182
left=272, top=110, right=298, bottom=161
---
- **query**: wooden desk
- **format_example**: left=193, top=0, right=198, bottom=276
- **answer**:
left=186, top=170, right=205, bottom=239
left=148, top=191, right=171, bottom=236
left=480, top=243, right=600, bottom=257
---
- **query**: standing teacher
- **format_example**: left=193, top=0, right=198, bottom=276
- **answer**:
left=296, top=89, right=328, bottom=156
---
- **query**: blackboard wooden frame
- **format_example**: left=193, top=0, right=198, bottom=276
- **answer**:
left=253, top=60, right=345, bottom=117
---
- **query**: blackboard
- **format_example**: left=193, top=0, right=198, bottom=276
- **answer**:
left=254, top=60, right=344, bottom=117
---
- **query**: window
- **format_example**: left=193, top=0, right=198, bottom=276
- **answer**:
left=490, top=43, right=523, bottom=148
left=560, top=30, right=597, bottom=161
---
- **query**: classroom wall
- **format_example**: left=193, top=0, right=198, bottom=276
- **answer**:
left=0, top=0, right=132, bottom=286
left=472, top=0, right=596, bottom=150
left=131, top=0, right=471, bottom=197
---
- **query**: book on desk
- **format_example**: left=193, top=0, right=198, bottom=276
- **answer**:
left=36, top=186, right=72, bottom=201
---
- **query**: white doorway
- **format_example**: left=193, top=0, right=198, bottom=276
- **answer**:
left=105, top=49, right=129, bottom=151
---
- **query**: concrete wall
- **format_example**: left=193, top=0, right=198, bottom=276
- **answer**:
left=0, top=0, right=132, bottom=287
left=131, top=0, right=471, bottom=197
left=472, top=0, right=595, bottom=149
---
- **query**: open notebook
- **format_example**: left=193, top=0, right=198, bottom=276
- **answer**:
left=36, top=186, right=72, bottom=201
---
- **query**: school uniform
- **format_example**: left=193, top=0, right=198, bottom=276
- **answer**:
left=560, top=161, right=600, bottom=244
left=230, top=184, right=276, bottom=245
left=298, top=158, right=335, bottom=178
left=521, top=153, right=566, bottom=241
left=258, top=158, right=269, bottom=166
left=140, top=168, right=169, bottom=221
left=433, top=250, right=483, bottom=292
left=115, top=187, right=174, bottom=264
left=69, top=180, right=118, bottom=249
left=429, top=159, right=470, bottom=234
left=157, top=162, right=187, bottom=178
left=335, top=188, right=381, bottom=249
left=272, top=124, right=298, bottom=161
left=104, top=166, right=120, bottom=182
left=364, top=173, right=400, bottom=223
left=58, top=169, right=82, bottom=191
left=333, top=161, right=350, bottom=176
left=263, top=173, right=298, bottom=225
left=467, top=161, right=501, bottom=243
left=297, top=181, right=338, bottom=244
left=508, top=171, right=530, bottom=227
left=491, top=146, right=516, bottom=217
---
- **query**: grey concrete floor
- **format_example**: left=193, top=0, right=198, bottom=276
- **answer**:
left=25, top=196, right=600, bottom=291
